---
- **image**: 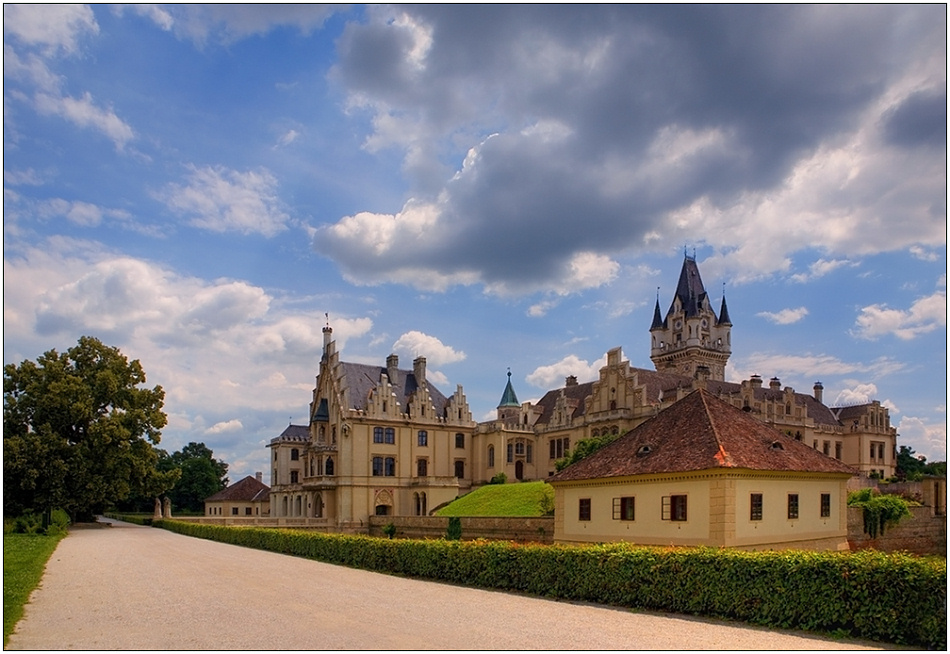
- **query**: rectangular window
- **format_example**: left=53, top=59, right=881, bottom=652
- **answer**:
left=385, top=456, right=396, bottom=476
left=578, top=498, right=591, bottom=521
left=515, top=442, right=525, bottom=455
left=788, top=493, right=799, bottom=519
left=549, top=440, right=556, bottom=459
left=820, top=493, right=831, bottom=518
left=454, top=460, right=464, bottom=478
left=612, top=497, right=635, bottom=521
left=417, top=458, right=428, bottom=477
left=750, top=493, right=763, bottom=521
left=417, top=430, right=428, bottom=446
left=231, top=507, right=239, bottom=515
left=662, top=495, right=687, bottom=521
left=290, top=448, right=299, bottom=461
left=245, top=507, right=252, bottom=516
left=823, top=441, right=830, bottom=456
left=835, top=442, right=842, bottom=460
left=870, top=443, right=876, bottom=459
left=373, top=427, right=384, bottom=444
left=507, top=443, right=513, bottom=463
left=372, top=456, right=383, bottom=476
left=385, top=427, right=395, bottom=444
left=290, top=470, right=299, bottom=484
left=526, top=443, right=533, bottom=464
left=455, top=433, right=465, bottom=448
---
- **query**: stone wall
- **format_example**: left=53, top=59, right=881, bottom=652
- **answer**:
left=847, top=506, right=946, bottom=556
left=368, top=515, right=555, bottom=543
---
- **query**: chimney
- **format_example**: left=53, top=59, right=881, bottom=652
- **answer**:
left=413, top=356, right=427, bottom=386
left=750, top=374, right=763, bottom=389
left=813, top=381, right=824, bottom=404
left=386, top=354, right=400, bottom=387
left=255, top=471, right=262, bottom=483
left=565, top=375, right=578, bottom=387
left=769, top=377, right=781, bottom=390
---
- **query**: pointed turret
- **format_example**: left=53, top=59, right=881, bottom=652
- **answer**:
left=498, top=370, right=520, bottom=408
left=650, top=293, right=665, bottom=331
left=718, top=293, right=732, bottom=326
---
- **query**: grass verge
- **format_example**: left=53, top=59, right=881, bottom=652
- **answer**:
left=3, top=532, right=65, bottom=646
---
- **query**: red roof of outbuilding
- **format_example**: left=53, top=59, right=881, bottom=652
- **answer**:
left=549, top=389, right=857, bottom=483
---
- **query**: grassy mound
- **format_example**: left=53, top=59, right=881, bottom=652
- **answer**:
left=436, top=481, right=553, bottom=517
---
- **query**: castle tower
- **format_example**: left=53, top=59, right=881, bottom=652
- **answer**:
left=497, top=370, right=521, bottom=426
left=650, top=254, right=731, bottom=381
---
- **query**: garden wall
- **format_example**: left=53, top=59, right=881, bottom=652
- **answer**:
left=848, top=506, right=946, bottom=555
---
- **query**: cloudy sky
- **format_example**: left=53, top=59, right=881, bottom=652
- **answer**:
left=4, top=5, right=946, bottom=479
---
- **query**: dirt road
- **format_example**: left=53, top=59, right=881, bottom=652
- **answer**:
left=7, top=519, right=890, bottom=650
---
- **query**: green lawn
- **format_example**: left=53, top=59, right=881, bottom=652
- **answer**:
left=435, top=481, right=554, bottom=517
left=3, top=532, right=64, bottom=646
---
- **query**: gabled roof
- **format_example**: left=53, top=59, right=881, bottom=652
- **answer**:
left=339, top=361, right=451, bottom=415
left=533, top=380, right=596, bottom=426
left=498, top=371, right=520, bottom=408
left=548, top=389, right=857, bottom=483
left=205, top=475, right=270, bottom=503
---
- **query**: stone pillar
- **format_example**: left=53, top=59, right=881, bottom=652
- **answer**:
left=153, top=497, right=163, bottom=521
left=163, top=496, right=172, bottom=519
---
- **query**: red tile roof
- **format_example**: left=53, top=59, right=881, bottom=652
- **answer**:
left=549, top=389, right=857, bottom=483
left=205, top=475, right=270, bottom=503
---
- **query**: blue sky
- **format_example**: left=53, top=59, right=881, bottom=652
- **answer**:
left=4, top=5, right=946, bottom=480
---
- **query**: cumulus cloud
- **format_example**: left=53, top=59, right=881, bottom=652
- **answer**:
left=314, top=5, right=945, bottom=295
left=159, top=165, right=290, bottom=237
left=833, top=382, right=880, bottom=407
left=392, top=330, right=466, bottom=367
left=206, top=419, right=243, bottom=435
left=526, top=353, right=606, bottom=390
left=897, top=415, right=947, bottom=463
left=757, top=307, right=809, bottom=325
left=851, top=291, right=947, bottom=340
left=731, top=353, right=906, bottom=388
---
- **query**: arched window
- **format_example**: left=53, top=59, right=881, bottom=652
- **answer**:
left=488, top=445, right=495, bottom=467
left=325, top=457, right=334, bottom=475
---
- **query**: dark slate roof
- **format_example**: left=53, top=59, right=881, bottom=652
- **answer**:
left=205, top=475, right=270, bottom=503
left=703, top=380, right=841, bottom=428
left=669, top=255, right=709, bottom=319
left=650, top=298, right=665, bottom=330
left=549, top=389, right=857, bottom=483
left=339, top=361, right=451, bottom=415
left=718, top=294, right=732, bottom=325
left=498, top=372, right=520, bottom=408
left=270, top=424, right=309, bottom=444
left=833, top=404, right=875, bottom=422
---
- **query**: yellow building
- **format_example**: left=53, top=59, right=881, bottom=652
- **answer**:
left=548, top=389, right=857, bottom=550
left=204, top=474, right=270, bottom=518
left=267, top=254, right=897, bottom=529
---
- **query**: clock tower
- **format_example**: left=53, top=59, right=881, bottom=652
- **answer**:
left=650, top=254, right=731, bottom=381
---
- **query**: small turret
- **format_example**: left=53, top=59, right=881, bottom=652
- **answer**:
left=813, top=381, right=824, bottom=404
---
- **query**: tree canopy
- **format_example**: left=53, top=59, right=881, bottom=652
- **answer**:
left=896, top=445, right=947, bottom=480
left=3, top=336, right=176, bottom=521
left=159, top=442, right=229, bottom=513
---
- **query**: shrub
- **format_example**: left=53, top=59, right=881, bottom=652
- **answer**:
left=489, top=472, right=507, bottom=485
left=446, top=516, right=462, bottom=540
left=153, top=520, right=946, bottom=649
left=382, top=523, right=396, bottom=539
left=848, top=488, right=912, bottom=538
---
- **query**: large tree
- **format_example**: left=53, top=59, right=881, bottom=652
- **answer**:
left=3, top=336, right=175, bottom=521
left=159, top=442, right=229, bottom=513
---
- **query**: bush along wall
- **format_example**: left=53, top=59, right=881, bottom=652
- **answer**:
left=153, top=520, right=946, bottom=649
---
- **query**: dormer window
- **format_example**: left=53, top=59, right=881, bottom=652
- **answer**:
left=636, top=444, right=653, bottom=457
left=770, top=441, right=785, bottom=451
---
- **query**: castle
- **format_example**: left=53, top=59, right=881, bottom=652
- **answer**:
left=267, top=255, right=897, bottom=529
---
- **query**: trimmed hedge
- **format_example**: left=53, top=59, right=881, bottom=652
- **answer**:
left=154, top=520, right=946, bottom=649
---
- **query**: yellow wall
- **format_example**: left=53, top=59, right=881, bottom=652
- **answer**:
left=552, top=470, right=850, bottom=551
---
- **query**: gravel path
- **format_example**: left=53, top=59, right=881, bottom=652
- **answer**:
left=7, top=518, right=892, bottom=650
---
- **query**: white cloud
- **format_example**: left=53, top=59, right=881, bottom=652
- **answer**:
left=275, top=129, right=299, bottom=148
left=790, top=259, right=855, bottom=283
left=159, top=165, right=290, bottom=237
left=206, top=419, right=243, bottom=435
left=526, top=353, right=606, bottom=390
left=833, top=382, right=880, bottom=407
left=757, top=307, right=809, bottom=325
left=3, top=4, right=98, bottom=56
left=897, top=415, right=948, bottom=463
left=392, top=330, right=466, bottom=367
left=851, top=291, right=947, bottom=340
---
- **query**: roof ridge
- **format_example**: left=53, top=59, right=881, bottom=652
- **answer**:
left=697, top=389, right=734, bottom=467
